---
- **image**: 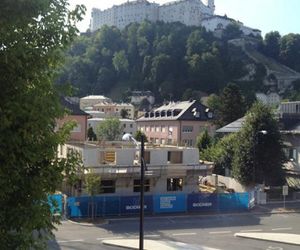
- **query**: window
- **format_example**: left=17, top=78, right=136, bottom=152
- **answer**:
left=123, top=124, right=126, bottom=128
left=182, top=126, right=193, bottom=133
left=183, top=139, right=193, bottom=147
left=133, top=179, right=150, bottom=192
left=130, top=124, right=133, bottom=128
left=167, top=178, right=183, bottom=191
left=167, top=151, right=183, bottom=164
left=104, top=151, right=116, bottom=163
left=155, top=126, right=160, bottom=132
left=101, top=180, right=116, bottom=193
left=151, top=126, right=155, bottom=132
left=72, top=123, right=81, bottom=133
left=161, top=126, right=166, bottom=132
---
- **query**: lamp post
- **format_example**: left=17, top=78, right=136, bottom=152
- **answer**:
left=122, top=133, right=145, bottom=250
left=253, top=130, right=267, bottom=185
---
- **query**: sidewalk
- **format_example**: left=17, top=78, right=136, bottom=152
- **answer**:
left=235, top=232, right=300, bottom=246
left=102, top=239, right=220, bottom=250
left=250, top=200, right=300, bottom=214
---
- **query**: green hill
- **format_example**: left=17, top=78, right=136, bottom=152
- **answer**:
left=56, top=21, right=300, bottom=102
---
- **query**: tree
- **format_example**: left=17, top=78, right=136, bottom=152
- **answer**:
left=134, top=130, right=148, bottom=142
left=263, top=31, right=281, bottom=59
left=201, top=133, right=237, bottom=175
left=222, top=23, right=243, bottom=41
left=0, top=0, right=85, bottom=248
left=87, top=126, right=97, bottom=141
left=120, top=109, right=129, bottom=119
left=196, top=130, right=212, bottom=154
left=85, top=171, right=101, bottom=220
left=96, top=117, right=122, bottom=141
left=232, top=102, right=285, bottom=186
left=218, top=83, right=246, bottom=127
left=186, top=30, right=208, bottom=57
left=279, top=33, right=300, bottom=72
left=112, top=50, right=129, bottom=75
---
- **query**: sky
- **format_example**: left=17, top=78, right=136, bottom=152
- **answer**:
left=68, top=0, right=300, bottom=36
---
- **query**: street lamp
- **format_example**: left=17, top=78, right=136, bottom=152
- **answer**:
left=253, top=130, right=268, bottom=184
left=122, top=133, right=145, bottom=250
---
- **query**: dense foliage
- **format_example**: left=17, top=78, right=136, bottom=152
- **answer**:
left=202, top=102, right=285, bottom=186
left=207, top=83, right=246, bottom=127
left=57, top=21, right=300, bottom=103
left=0, top=0, right=85, bottom=248
left=201, top=133, right=237, bottom=176
left=57, top=21, right=255, bottom=101
left=233, top=102, right=285, bottom=186
left=261, top=32, right=300, bottom=72
left=96, top=117, right=122, bottom=141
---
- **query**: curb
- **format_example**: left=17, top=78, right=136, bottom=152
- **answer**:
left=235, top=232, right=300, bottom=246
left=66, top=218, right=109, bottom=227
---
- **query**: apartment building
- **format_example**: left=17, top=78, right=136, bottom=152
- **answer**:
left=93, top=102, right=135, bottom=119
left=136, top=100, right=215, bottom=146
left=61, top=141, right=213, bottom=196
left=56, top=97, right=88, bottom=141
left=80, top=95, right=112, bottom=110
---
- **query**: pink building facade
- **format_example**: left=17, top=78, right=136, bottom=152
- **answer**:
left=57, top=97, right=89, bottom=142
left=137, top=100, right=215, bottom=146
left=57, top=115, right=87, bottom=141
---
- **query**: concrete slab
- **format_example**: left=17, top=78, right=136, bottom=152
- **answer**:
left=102, top=239, right=220, bottom=250
left=235, top=233, right=300, bottom=246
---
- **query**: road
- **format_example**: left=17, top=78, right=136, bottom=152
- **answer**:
left=49, top=212, right=300, bottom=250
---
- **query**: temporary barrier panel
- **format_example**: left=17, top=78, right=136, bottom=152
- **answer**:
left=218, top=193, right=249, bottom=211
left=120, top=195, right=153, bottom=215
left=66, top=192, right=250, bottom=218
left=103, top=196, right=120, bottom=216
left=153, top=194, right=186, bottom=213
left=48, top=194, right=63, bottom=215
left=67, top=196, right=89, bottom=218
left=95, top=196, right=105, bottom=217
left=187, top=193, right=218, bottom=212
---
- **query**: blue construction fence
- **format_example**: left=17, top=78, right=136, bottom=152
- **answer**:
left=48, top=194, right=64, bottom=215
left=67, top=193, right=249, bottom=218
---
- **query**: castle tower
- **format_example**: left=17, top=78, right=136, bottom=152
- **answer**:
left=205, top=0, right=215, bottom=13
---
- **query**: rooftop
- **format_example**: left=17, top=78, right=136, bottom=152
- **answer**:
left=137, top=100, right=213, bottom=121
left=61, top=97, right=88, bottom=116
left=81, top=95, right=111, bottom=100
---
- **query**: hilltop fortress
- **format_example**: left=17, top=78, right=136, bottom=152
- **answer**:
left=91, top=0, right=260, bottom=36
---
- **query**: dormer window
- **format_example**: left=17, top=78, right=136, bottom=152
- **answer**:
left=173, top=109, right=181, bottom=116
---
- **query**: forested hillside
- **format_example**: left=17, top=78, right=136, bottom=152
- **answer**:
left=57, top=21, right=300, bottom=102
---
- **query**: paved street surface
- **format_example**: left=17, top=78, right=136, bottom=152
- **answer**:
left=48, top=202, right=300, bottom=250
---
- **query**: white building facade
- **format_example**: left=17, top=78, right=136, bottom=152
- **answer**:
left=201, top=15, right=261, bottom=37
left=61, top=142, right=213, bottom=196
left=158, top=0, right=214, bottom=27
left=88, top=118, right=137, bottom=137
left=91, top=0, right=159, bottom=31
left=79, top=95, right=112, bottom=110
left=90, top=0, right=260, bottom=37
left=91, top=0, right=214, bottom=31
